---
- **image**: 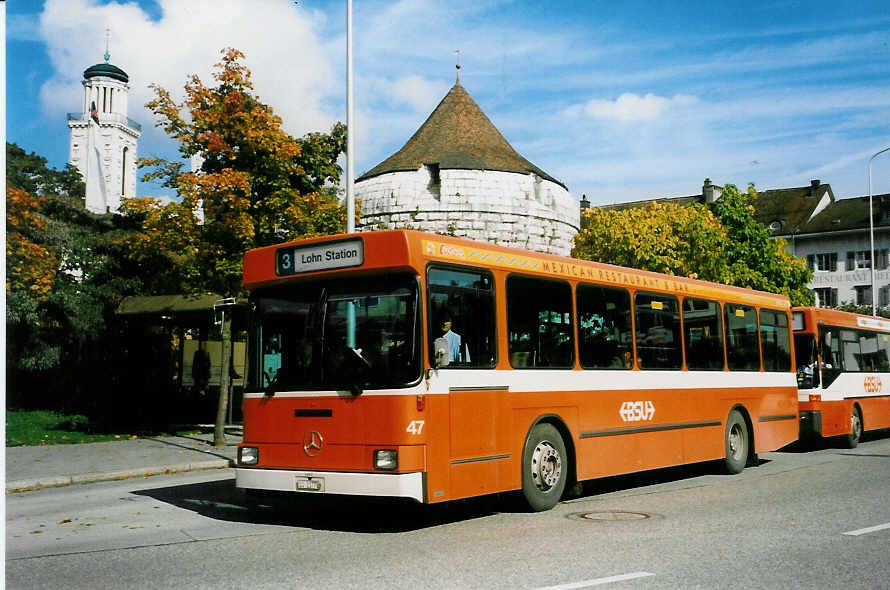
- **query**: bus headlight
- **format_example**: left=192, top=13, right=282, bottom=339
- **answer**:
left=374, top=449, right=398, bottom=470
left=238, top=446, right=259, bottom=465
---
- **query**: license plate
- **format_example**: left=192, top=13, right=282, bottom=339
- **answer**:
left=295, top=476, right=324, bottom=492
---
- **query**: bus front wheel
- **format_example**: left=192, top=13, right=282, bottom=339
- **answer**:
left=521, top=423, right=567, bottom=511
left=844, top=406, right=863, bottom=449
left=723, top=410, right=749, bottom=475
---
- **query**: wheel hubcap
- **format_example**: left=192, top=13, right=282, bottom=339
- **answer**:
left=852, top=412, right=862, bottom=438
left=729, top=424, right=744, bottom=460
left=530, top=440, right=562, bottom=492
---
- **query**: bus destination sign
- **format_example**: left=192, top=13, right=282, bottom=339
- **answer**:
left=276, top=239, right=364, bottom=276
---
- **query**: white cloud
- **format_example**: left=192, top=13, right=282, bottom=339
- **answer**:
left=38, top=0, right=339, bottom=174
left=577, top=93, right=698, bottom=122
left=390, top=75, right=448, bottom=112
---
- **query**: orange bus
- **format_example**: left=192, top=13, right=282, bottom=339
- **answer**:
left=793, top=307, right=890, bottom=447
left=235, top=230, right=798, bottom=511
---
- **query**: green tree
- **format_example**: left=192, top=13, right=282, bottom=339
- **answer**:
left=707, top=184, right=814, bottom=306
left=6, top=143, right=144, bottom=421
left=572, top=184, right=814, bottom=306
left=126, top=48, right=348, bottom=444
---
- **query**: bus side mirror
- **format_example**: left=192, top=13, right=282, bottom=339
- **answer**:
left=434, top=337, right=451, bottom=368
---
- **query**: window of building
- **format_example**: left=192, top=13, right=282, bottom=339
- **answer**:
left=121, top=147, right=128, bottom=196
left=577, top=285, right=632, bottom=369
left=760, top=309, right=791, bottom=372
left=506, top=275, right=573, bottom=368
left=877, top=249, right=890, bottom=271
left=427, top=265, right=496, bottom=368
left=813, top=287, right=837, bottom=307
left=634, top=293, right=682, bottom=369
left=855, top=285, right=873, bottom=306
left=807, top=252, right=837, bottom=272
left=847, top=250, right=872, bottom=270
left=683, top=298, right=724, bottom=370
left=725, top=303, right=760, bottom=371
left=424, top=163, right=440, bottom=198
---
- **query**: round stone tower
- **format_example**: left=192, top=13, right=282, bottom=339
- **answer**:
left=67, top=46, right=141, bottom=214
left=355, top=81, right=578, bottom=255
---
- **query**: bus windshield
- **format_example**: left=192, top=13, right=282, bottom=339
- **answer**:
left=251, top=274, right=421, bottom=392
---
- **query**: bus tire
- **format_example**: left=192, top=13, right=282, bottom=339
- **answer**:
left=844, top=405, right=863, bottom=449
left=521, top=423, right=568, bottom=512
left=723, top=410, right=749, bottom=475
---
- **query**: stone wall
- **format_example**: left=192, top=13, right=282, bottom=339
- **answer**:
left=357, top=167, right=580, bottom=256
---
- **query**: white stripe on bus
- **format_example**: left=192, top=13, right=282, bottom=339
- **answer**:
left=244, top=370, right=796, bottom=399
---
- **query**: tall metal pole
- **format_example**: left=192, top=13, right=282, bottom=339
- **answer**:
left=345, top=0, right=357, bottom=347
left=868, top=146, right=890, bottom=316
left=346, top=0, right=355, bottom=234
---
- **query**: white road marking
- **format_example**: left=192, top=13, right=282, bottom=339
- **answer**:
left=531, top=572, right=656, bottom=590
left=843, top=522, right=890, bottom=536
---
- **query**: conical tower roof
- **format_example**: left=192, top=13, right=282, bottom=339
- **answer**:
left=358, top=82, right=564, bottom=188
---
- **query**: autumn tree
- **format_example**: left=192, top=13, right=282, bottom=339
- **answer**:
left=572, top=184, right=814, bottom=306
left=573, top=200, right=732, bottom=282
left=126, top=48, right=348, bottom=444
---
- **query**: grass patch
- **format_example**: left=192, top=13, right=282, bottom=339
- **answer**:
left=5, top=410, right=140, bottom=446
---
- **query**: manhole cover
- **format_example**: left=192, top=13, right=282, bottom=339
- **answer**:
left=580, top=511, right=651, bottom=521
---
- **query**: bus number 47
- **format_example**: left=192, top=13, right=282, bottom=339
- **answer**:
left=406, top=420, right=425, bottom=435
left=620, top=401, right=655, bottom=422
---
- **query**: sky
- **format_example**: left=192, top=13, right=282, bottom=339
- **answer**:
left=6, top=0, right=890, bottom=205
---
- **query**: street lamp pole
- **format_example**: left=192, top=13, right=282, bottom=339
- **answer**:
left=344, top=0, right=356, bottom=347
left=346, top=0, right=355, bottom=234
left=868, top=146, right=890, bottom=316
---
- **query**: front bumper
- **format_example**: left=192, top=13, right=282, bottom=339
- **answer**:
left=235, top=468, right=425, bottom=503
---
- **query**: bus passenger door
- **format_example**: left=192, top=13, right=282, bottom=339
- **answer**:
left=448, top=386, right=510, bottom=499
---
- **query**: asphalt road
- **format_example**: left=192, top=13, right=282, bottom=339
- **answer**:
left=7, top=434, right=890, bottom=590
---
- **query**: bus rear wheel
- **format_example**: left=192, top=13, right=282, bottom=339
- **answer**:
left=723, top=410, right=749, bottom=474
left=521, top=423, right=567, bottom=512
left=844, top=406, right=863, bottom=449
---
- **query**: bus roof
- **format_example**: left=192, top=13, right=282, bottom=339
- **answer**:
left=243, top=230, right=791, bottom=308
left=792, top=306, right=890, bottom=332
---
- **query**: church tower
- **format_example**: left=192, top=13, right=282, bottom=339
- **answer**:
left=67, top=40, right=141, bottom=214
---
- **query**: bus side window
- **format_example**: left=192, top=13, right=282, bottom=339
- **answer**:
left=820, top=327, right=842, bottom=387
left=858, top=330, right=882, bottom=372
left=760, top=309, right=791, bottom=372
left=506, top=275, right=574, bottom=368
left=841, top=329, right=861, bottom=372
left=634, top=293, right=682, bottom=369
left=427, top=265, right=496, bottom=368
left=577, top=284, right=632, bottom=369
left=879, top=334, right=890, bottom=371
left=725, top=303, right=760, bottom=371
left=683, top=298, right=724, bottom=370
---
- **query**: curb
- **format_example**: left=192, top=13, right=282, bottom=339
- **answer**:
left=6, top=459, right=232, bottom=493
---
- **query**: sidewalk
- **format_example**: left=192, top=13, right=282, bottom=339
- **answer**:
left=6, top=429, right=241, bottom=493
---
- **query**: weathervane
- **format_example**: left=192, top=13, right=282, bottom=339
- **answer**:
left=104, top=28, right=111, bottom=63
left=455, top=49, right=461, bottom=84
